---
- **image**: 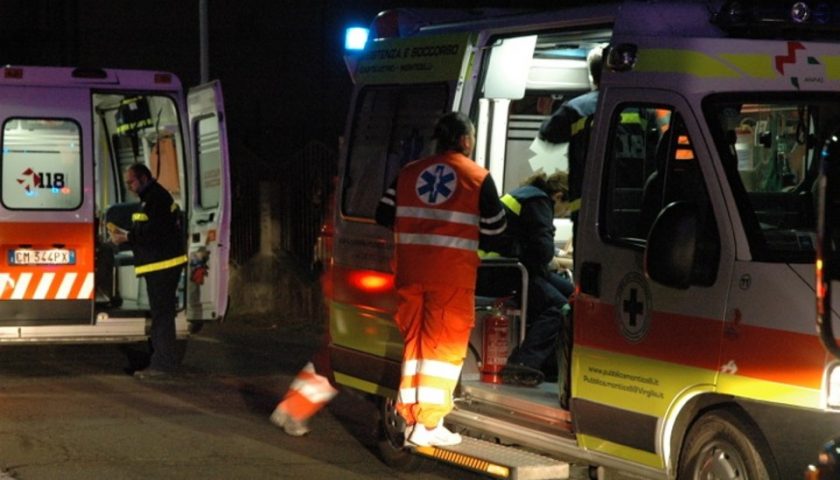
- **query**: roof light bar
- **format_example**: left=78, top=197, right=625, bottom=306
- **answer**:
left=713, top=1, right=840, bottom=35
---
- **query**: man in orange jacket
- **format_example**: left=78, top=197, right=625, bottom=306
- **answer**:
left=375, top=112, right=506, bottom=447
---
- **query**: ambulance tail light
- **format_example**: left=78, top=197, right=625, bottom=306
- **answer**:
left=827, top=364, right=840, bottom=409
left=154, top=73, right=173, bottom=84
left=348, top=270, right=393, bottom=294
left=3, top=67, right=23, bottom=79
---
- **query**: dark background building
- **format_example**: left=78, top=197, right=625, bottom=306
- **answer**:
left=0, top=0, right=564, bottom=267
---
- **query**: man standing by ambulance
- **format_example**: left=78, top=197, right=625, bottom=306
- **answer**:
left=110, top=163, right=187, bottom=378
left=375, top=112, right=506, bottom=447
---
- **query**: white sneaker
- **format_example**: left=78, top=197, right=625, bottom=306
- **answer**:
left=269, top=408, right=311, bottom=437
left=403, top=424, right=415, bottom=447
left=408, top=423, right=462, bottom=447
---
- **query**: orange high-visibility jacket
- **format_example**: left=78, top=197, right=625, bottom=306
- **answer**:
left=393, top=151, right=488, bottom=289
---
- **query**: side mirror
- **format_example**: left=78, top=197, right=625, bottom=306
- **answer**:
left=645, top=202, right=698, bottom=289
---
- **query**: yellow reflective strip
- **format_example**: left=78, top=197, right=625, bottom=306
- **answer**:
left=132, top=212, right=149, bottom=222
left=717, top=372, right=820, bottom=409
left=636, top=49, right=739, bottom=78
left=719, top=53, right=776, bottom=78
left=571, top=117, right=588, bottom=136
left=333, top=371, right=396, bottom=398
left=478, top=249, right=502, bottom=259
left=134, top=254, right=187, bottom=275
left=414, top=446, right=511, bottom=478
left=820, top=55, right=840, bottom=80
left=500, top=193, right=521, bottom=215
left=577, top=434, right=662, bottom=469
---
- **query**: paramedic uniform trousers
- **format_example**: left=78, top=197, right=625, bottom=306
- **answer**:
left=395, top=283, right=475, bottom=428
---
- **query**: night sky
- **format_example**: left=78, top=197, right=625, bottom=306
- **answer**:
left=0, top=0, right=575, bottom=163
left=0, top=0, right=585, bottom=262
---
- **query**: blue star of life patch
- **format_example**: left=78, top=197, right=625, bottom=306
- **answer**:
left=415, top=163, right=457, bottom=205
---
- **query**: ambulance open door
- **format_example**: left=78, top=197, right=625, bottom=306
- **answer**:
left=187, top=81, right=231, bottom=322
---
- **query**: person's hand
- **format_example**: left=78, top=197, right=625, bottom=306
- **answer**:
left=551, top=255, right=573, bottom=271
left=107, top=222, right=128, bottom=245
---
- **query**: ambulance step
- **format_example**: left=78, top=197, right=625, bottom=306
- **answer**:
left=413, top=436, right=569, bottom=480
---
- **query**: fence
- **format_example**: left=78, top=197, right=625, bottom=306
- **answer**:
left=229, top=140, right=338, bottom=270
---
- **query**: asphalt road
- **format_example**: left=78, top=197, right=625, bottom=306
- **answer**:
left=0, top=316, right=490, bottom=480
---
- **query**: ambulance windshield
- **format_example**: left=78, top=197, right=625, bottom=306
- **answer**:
left=705, top=94, right=840, bottom=263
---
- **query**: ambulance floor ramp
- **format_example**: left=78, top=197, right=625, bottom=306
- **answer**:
left=412, top=436, right=569, bottom=479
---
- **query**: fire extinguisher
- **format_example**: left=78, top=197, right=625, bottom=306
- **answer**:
left=481, top=297, right=510, bottom=384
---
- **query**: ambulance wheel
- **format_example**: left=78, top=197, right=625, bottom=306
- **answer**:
left=376, top=396, right=422, bottom=471
left=678, top=409, right=777, bottom=480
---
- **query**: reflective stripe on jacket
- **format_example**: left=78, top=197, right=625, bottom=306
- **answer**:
left=394, top=151, right=488, bottom=289
left=129, top=180, right=187, bottom=276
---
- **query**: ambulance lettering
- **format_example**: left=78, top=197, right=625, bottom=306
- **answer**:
left=17, top=167, right=68, bottom=194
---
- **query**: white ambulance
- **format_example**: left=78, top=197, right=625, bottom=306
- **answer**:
left=0, top=66, right=230, bottom=345
left=328, top=1, right=840, bottom=478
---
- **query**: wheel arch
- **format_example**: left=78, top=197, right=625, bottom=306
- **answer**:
left=664, top=393, right=778, bottom=479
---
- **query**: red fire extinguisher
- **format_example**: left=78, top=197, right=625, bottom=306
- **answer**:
left=481, top=298, right=510, bottom=384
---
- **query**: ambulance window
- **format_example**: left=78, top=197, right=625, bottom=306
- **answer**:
left=706, top=96, right=825, bottom=263
left=195, top=117, right=221, bottom=208
left=343, top=84, right=448, bottom=219
left=602, top=106, right=718, bottom=261
left=601, top=105, right=666, bottom=243
left=1, top=118, right=82, bottom=210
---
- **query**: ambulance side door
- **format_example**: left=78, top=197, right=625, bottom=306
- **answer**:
left=187, top=81, right=231, bottom=321
left=572, top=88, right=733, bottom=468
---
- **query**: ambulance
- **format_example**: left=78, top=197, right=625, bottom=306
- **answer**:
left=327, top=1, right=840, bottom=478
left=0, top=66, right=230, bottom=345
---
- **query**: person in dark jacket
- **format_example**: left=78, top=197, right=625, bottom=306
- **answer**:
left=497, top=171, right=574, bottom=387
left=538, top=45, right=603, bottom=250
left=110, top=163, right=187, bottom=378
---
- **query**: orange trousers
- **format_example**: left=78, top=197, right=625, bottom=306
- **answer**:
left=395, top=283, right=475, bottom=428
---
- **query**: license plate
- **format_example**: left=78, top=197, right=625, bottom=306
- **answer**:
left=9, top=249, right=75, bottom=265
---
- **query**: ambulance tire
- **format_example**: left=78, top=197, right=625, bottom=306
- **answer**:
left=376, top=396, right=423, bottom=472
left=678, top=409, right=777, bottom=480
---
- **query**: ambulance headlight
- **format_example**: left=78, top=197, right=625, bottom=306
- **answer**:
left=827, top=364, right=840, bottom=409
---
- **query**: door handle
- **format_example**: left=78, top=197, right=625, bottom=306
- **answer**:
left=580, top=261, right=601, bottom=297
left=196, top=212, right=215, bottom=225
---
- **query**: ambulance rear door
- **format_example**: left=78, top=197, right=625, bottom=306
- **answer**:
left=0, top=85, right=94, bottom=326
left=331, top=32, right=474, bottom=394
left=186, top=81, right=230, bottom=322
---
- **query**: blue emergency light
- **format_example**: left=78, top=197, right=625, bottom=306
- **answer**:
left=345, top=27, right=369, bottom=51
